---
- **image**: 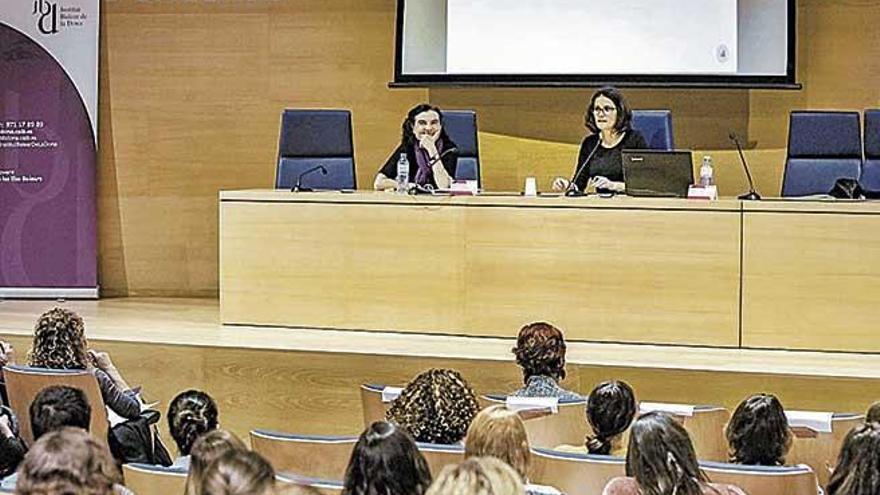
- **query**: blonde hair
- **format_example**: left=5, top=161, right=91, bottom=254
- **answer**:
left=15, top=427, right=120, bottom=495
left=386, top=368, right=479, bottom=444
left=464, top=406, right=530, bottom=479
left=201, top=449, right=275, bottom=495
left=426, top=457, right=525, bottom=495
left=185, top=429, right=248, bottom=495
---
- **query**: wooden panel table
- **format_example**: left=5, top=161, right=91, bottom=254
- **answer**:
left=221, top=191, right=741, bottom=346
left=742, top=200, right=880, bottom=352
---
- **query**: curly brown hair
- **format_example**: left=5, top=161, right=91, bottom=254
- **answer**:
left=28, top=308, right=89, bottom=370
left=511, top=322, right=567, bottom=382
left=386, top=369, right=479, bottom=445
left=15, top=427, right=121, bottom=495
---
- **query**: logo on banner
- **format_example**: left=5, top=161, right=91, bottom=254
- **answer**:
left=32, top=0, right=89, bottom=35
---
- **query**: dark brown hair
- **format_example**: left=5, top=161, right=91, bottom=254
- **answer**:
left=512, top=322, right=567, bottom=382
left=401, top=103, right=451, bottom=150
left=584, top=87, right=633, bottom=135
left=725, top=393, right=791, bottom=466
left=343, top=421, right=432, bottom=495
left=585, top=380, right=637, bottom=455
left=386, top=369, right=479, bottom=444
left=866, top=401, right=880, bottom=423
left=827, top=422, right=880, bottom=495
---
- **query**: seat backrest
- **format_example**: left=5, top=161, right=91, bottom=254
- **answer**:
left=275, top=109, right=356, bottom=190
left=417, top=442, right=465, bottom=476
left=482, top=395, right=588, bottom=449
left=861, top=109, right=880, bottom=190
left=701, top=461, right=819, bottom=495
left=788, top=412, right=864, bottom=487
left=360, top=383, right=398, bottom=428
left=3, top=365, right=109, bottom=446
left=530, top=448, right=625, bottom=495
left=782, top=111, right=862, bottom=196
left=677, top=406, right=731, bottom=462
left=276, top=474, right=344, bottom=495
left=441, top=110, right=481, bottom=186
left=250, top=430, right=357, bottom=480
left=122, top=463, right=187, bottom=495
left=632, top=110, right=675, bottom=150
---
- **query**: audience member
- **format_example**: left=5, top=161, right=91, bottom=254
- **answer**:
left=0, top=340, right=15, bottom=404
left=827, top=421, right=880, bottom=495
left=185, top=429, right=248, bottom=495
left=464, top=405, right=561, bottom=495
left=725, top=393, right=791, bottom=466
left=28, top=308, right=140, bottom=420
left=602, top=411, right=746, bottom=495
left=342, top=421, right=432, bottom=495
left=169, top=389, right=219, bottom=468
left=0, top=407, right=26, bottom=481
left=865, top=401, right=880, bottom=423
left=426, top=457, right=525, bottom=495
left=556, top=380, right=636, bottom=456
left=14, top=427, right=123, bottom=495
left=386, top=368, right=479, bottom=444
left=511, top=322, right=581, bottom=401
left=200, top=449, right=275, bottom=495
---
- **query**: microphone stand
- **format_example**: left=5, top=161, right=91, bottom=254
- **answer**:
left=729, top=132, right=761, bottom=200
left=565, top=139, right=603, bottom=197
left=291, top=165, right=328, bottom=192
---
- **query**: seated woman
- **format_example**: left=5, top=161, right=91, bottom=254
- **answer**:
left=427, top=457, right=525, bottom=495
left=342, top=421, right=432, bottom=495
left=27, top=308, right=140, bottom=421
left=465, top=405, right=562, bottom=495
left=185, top=429, right=248, bottom=495
left=374, top=104, right=458, bottom=191
left=556, top=380, right=636, bottom=456
left=866, top=400, right=880, bottom=423
left=386, top=368, right=479, bottom=444
left=603, top=412, right=747, bottom=495
left=827, top=421, right=880, bottom=495
left=510, top=322, right=582, bottom=401
left=725, top=393, right=791, bottom=466
left=553, top=87, right=647, bottom=194
left=200, top=449, right=275, bottom=495
left=168, top=389, right=219, bottom=469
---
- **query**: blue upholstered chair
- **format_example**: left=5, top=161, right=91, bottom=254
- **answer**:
left=782, top=111, right=862, bottom=197
left=632, top=110, right=675, bottom=150
left=861, top=109, right=880, bottom=191
left=275, top=109, right=356, bottom=190
left=441, top=110, right=481, bottom=186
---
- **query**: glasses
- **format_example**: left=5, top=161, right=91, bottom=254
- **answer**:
left=593, top=105, right=617, bottom=115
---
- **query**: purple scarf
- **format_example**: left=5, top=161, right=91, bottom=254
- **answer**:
left=414, top=139, right=444, bottom=186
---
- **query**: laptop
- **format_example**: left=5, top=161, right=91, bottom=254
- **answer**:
left=622, top=150, right=694, bottom=198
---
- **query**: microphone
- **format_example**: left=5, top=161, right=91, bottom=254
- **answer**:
left=291, top=165, right=328, bottom=193
left=728, top=132, right=761, bottom=200
left=565, top=139, right=602, bottom=197
left=428, top=147, right=459, bottom=166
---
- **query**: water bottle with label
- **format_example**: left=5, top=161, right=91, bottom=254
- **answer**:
left=396, top=153, right=409, bottom=193
left=699, top=155, right=714, bottom=187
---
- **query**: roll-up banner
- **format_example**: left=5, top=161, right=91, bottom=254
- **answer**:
left=0, top=0, right=99, bottom=298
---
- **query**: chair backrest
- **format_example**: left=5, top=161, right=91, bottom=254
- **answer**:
left=861, top=109, right=880, bottom=190
left=632, top=110, right=675, bottom=150
left=276, top=474, right=344, bottom=495
left=782, top=111, right=862, bottom=196
left=122, top=463, right=187, bottom=495
left=482, top=395, right=588, bottom=449
left=674, top=405, right=731, bottom=462
left=418, top=442, right=465, bottom=476
left=441, top=110, right=481, bottom=186
left=360, top=383, right=397, bottom=428
left=275, top=109, right=356, bottom=190
left=788, top=412, right=864, bottom=487
left=250, top=430, right=356, bottom=480
left=701, top=461, right=819, bottom=495
left=3, top=365, right=109, bottom=446
left=530, top=448, right=625, bottom=495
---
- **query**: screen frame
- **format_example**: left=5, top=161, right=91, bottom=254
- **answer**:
left=391, top=0, right=800, bottom=89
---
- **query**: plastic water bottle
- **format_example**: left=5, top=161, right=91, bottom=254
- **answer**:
left=699, top=156, right=714, bottom=187
left=396, top=153, right=409, bottom=194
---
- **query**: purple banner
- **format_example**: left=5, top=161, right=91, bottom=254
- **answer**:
left=0, top=4, right=98, bottom=298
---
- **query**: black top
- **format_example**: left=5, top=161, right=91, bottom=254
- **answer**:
left=378, top=140, right=458, bottom=188
left=573, top=130, right=647, bottom=191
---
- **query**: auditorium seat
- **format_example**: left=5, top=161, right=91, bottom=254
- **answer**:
left=787, top=411, right=864, bottom=487
left=122, top=463, right=187, bottom=495
left=275, top=109, right=356, bottom=190
left=359, top=383, right=399, bottom=427
left=419, top=442, right=465, bottom=476
left=529, top=447, right=625, bottom=495
left=441, top=110, right=481, bottom=186
left=276, top=474, right=344, bottom=494
left=482, top=394, right=588, bottom=449
left=861, top=109, right=880, bottom=191
left=632, top=110, right=675, bottom=150
left=782, top=111, right=862, bottom=196
left=3, top=365, right=109, bottom=446
left=701, top=461, right=819, bottom=495
left=638, top=403, right=731, bottom=462
left=250, top=430, right=356, bottom=480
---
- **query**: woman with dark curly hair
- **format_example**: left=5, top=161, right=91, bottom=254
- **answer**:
left=725, top=393, right=791, bottom=466
left=27, top=308, right=140, bottom=420
left=386, top=369, right=479, bottom=444
left=510, top=322, right=581, bottom=401
left=827, top=421, right=880, bottom=495
left=168, top=389, right=219, bottom=469
left=342, top=421, right=432, bottom=495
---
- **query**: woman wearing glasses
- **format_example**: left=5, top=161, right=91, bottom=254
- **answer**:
left=553, top=87, right=647, bottom=194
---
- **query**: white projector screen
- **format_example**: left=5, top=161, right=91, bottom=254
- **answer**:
left=395, top=0, right=796, bottom=88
